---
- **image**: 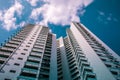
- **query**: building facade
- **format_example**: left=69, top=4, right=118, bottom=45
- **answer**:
left=56, top=22, right=120, bottom=80
left=0, top=22, right=120, bottom=80
left=0, top=24, right=57, bottom=80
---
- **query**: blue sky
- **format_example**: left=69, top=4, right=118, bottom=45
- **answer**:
left=0, top=0, right=120, bottom=55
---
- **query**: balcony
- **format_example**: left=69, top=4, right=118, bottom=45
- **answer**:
left=110, top=68, right=119, bottom=76
left=30, top=52, right=41, bottom=58
left=69, top=62, right=76, bottom=69
left=58, top=74, right=63, bottom=79
left=15, top=35, right=25, bottom=39
left=0, top=51, right=11, bottom=58
left=0, top=56, right=6, bottom=64
left=100, top=56, right=108, bottom=62
left=68, top=59, right=75, bottom=65
left=79, top=54, right=85, bottom=58
left=70, top=66, right=78, bottom=73
left=17, top=76, right=36, bottom=80
left=96, top=52, right=106, bottom=57
left=11, top=38, right=22, bottom=42
left=67, top=53, right=73, bottom=59
left=34, top=45, right=44, bottom=49
left=68, top=56, right=74, bottom=62
left=32, top=48, right=42, bottom=53
left=43, top=54, right=51, bottom=58
left=34, top=44, right=44, bottom=47
left=71, top=71, right=79, bottom=78
left=72, top=74, right=80, bottom=80
left=43, top=56, right=50, bottom=61
left=0, top=47, right=14, bottom=53
left=40, top=71, right=49, bottom=76
left=44, top=52, right=51, bottom=56
left=83, top=72, right=96, bottom=80
left=94, top=48, right=103, bottom=52
left=25, top=62, right=39, bottom=68
left=28, top=56, right=41, bottom=62
left=80, top=62, right=90, bottom=71
left=5, top=43, right=18, bottom=48
left=106, top=54, right=114, bottom=60
left=41, top=66, right=50, bottom=70
left=80, top=57, right=88, bottom=62
left=44, top=50, right=51, bottom=53
left=104, top=61, right=113, bottom=68
left=45, top=48, right=51, bottom=51
left=22, top=68, right=38, bottom=74
left=41, top=61, right=50, bottom=67
left=8, top=41, right=20, bottom=45
left=35, top=42, right=44, bottom=46
left=91, top=46, right=101, bottom=49
left=82, top=66, right=93, bottom=76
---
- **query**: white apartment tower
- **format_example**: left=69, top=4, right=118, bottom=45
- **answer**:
left=0, top=24, right=57, bottom=80
left=0, top=22, right=120, bottom=80
left=57, top=22, right=120, bottom=80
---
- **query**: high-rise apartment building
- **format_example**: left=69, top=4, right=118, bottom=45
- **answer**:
left=0, top=22, right=120, bottom=80
left=0, top=24, right=57, bottom=80
left=57, top=22, right=120, bottom=80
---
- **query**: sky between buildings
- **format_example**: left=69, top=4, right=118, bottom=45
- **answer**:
left=0, top=0, right=120, bottom=55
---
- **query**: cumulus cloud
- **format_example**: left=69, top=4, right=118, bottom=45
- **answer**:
left=0, top=1, right=23, bottom=31
left=83, top=0, right=93, bottom=7
left=0, top=0, right=93, bottom=31
left=26, top=0, right=38, bottom=6
left=30, top=0, right=93, bottom=26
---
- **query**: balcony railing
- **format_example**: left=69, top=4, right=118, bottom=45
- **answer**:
left=83, top=72, right=96, bottom=80
left=0, top=52, right=10, bottom=58
left=0, top=47, right=14, bottom=53
left=0, top=57, right=6, bottom=62
left=25, top=62, right=39, bottom=67
left=22, top=68, right=38, bottom=74
left=5, top=43, right=18, bottom=48
left=17, top=76, right=36, bottom=80
left=28, top=56, right=41, bottom=62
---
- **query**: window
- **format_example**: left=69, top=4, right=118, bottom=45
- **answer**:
left=30, top=40, right=33, bottom=42
left=32, top=36, right=35, bottom=37
left=18, top=57, right=23, bottom=60
left=26, top=45, right=30, bottom=47
left=28, top=42, right=31, bottom=44
left=24, top=49, right=28, bottom=51
left=14, top=63, right=20, bottom=66
left=4, top=78, right=11, bottom=80
left=21, top=53, right=26, bottom=55
left=111, top=71, right=118, bottom=75
left=105, top=64, right=112, bottom=67
left=31, top=38, right=35, bottom=39
left=9, top=70, right=16, bottom=73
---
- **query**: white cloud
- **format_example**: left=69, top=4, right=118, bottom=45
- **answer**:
left=83, top=0, right=93, bottom=7
left=30, top=0, right=93, bottom=26
left=107, top=17, right=111, bottom=21
left=98, top=11, right=118, bottom=24
left=0, top=1, right=23, bottom=31
left=0, top=11, right=3, bottom=21
left=19, top=21, right=25, bottom=27
left=98, top=11, right=105, bottom=16
left=27, top=0, right=38, bottom=6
